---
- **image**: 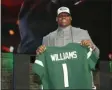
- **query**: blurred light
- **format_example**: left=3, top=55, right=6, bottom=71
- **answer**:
left=108, top=52, right=112, bottom=60
left=16, top=20, right=19, bottom=25
left=2, top=0, right=23, bottom=7
left=2, top=45, right=14, bottom=52
left=9, top=46, right=14, bottom=52
left=74, top=0, right=84, bottom=5
left=9, top=29, right=15, bottom=35
left=2, top=45, right=10, bottom=52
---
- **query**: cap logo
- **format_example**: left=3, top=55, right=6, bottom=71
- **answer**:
left=60, top=8, right=67, bottom=10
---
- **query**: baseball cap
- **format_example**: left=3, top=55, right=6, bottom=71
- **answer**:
left=57, top=6, right=70, bottom=15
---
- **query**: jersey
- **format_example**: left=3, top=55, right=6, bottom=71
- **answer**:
left=32, top=43, right=98, bottom=89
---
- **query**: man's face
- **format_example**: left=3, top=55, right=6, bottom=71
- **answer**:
left=57, top=12, right=72, bottom=27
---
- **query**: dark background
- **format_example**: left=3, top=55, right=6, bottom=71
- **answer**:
left=1, top=0, right=111, bottom=60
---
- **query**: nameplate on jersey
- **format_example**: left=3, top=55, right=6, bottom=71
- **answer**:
left=50, top=51, right=77, bottom=61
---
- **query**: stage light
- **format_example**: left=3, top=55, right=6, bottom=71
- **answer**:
left=9, top=29, right=15, bottom=35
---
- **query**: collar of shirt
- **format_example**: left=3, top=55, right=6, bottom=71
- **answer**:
left=57, top=25, right=72, bottom=31
left=57, top=25, right=72, bottom=36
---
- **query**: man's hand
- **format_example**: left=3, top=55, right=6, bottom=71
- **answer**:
left=81, top=40, right=94, bottom=49
left=36, top=45, right=46, bottom=55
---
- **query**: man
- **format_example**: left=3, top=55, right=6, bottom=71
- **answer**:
left=36, top=6, right=99, bottom=57
left=36, top=6, right=100, bottom=89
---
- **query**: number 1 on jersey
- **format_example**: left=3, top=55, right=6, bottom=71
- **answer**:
left=62, top=63, right=69, bottom=87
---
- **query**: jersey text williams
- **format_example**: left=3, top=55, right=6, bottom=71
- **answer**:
left=50, top=51, right=77, bottom=61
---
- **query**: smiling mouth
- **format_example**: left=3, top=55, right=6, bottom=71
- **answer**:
left=61, top=19, right=67, bottom=22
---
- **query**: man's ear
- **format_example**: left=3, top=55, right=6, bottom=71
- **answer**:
left=70, top=16, right=72, bottom=20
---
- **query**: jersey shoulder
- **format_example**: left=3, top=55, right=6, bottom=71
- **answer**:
left=45, top=43, right=88, bottom=52
left=66, top=43, right=87, bottom=49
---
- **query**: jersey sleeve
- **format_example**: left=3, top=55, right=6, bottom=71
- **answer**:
left=32, top=53, right=45, bottom=78
left=86, top=48, right=99, bottom=70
